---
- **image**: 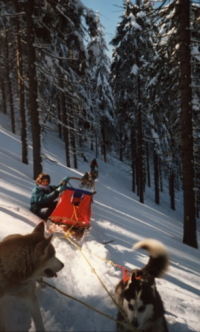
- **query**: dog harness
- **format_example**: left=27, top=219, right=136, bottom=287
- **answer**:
left=116, top=264, right=142, bottom=283
left=116, top=264, right=131, bottom=283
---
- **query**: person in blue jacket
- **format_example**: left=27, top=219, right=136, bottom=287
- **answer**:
left=30, top=172, right=69, bottom=220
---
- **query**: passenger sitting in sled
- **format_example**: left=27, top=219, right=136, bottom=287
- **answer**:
left=30, top=172, right=70, bottom=221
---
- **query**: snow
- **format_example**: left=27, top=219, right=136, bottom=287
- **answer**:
left=131, top=64, right=139, bottom=75
left=0, top=112, right=200, bottom=332
left=128, top=13, right=142, bottom=31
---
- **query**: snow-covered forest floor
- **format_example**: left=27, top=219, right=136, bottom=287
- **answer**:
left=0, top=112, right=199, bottom=331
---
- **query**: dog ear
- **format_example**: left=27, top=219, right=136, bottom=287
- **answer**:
left=32, top=222, right=45, bottom=236
left=36, top=234, right=54, bottom=254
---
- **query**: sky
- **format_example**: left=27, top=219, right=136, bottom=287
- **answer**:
left=0, top=111, right=199, bottom=331
left=81, top=0, right=172, bottom=58
left=82, top=0, right=124, bottom=57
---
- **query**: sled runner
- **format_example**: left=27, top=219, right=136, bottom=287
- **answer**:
left=47, top=177, right=95, bottom=240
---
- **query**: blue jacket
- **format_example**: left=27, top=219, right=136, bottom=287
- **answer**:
left=30, top=185, right=59, bottom=214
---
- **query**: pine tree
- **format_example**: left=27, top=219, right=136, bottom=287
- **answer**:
left=14, top=0, right=28, bottom=165
left=191, top=4, right=200, bottom=219
left=111, top=0, right=157, bottom=202
left=147, top=1, right=182, bottom=209
left=25, top=0, right=42, bottom=178
left=179, top=0, right=197, bottom=248
left=87, top=12, right=115, bottom=161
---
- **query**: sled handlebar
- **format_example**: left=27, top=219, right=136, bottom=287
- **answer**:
left=67, top=177, right=96, bottom=193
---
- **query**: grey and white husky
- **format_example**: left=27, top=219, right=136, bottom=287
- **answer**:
left=115, top=239, right=169, bottom=332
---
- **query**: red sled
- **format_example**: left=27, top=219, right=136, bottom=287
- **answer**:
left=47, top=177, right=95, bottom=239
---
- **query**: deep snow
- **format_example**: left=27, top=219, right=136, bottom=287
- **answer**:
left=0, top=112, right=199, bottom=332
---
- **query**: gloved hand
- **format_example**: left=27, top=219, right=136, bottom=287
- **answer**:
left=61, top=176, right=70, bottom=184
left=56, top=185, right=66, bottom=192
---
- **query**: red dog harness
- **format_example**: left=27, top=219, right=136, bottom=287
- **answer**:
left=116, top=264, right=131, bottom=283
left=116, top=264, right=142, bottom=283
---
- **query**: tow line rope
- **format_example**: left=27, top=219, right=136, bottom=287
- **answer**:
left=60, top=233, right=132, bottom=283
left=43, top=280, right=139, bottom=332
left=53, top=233, right=139, bottom=332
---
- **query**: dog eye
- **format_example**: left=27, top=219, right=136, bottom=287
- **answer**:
left=138, top=305, right=146, bottom=312
left=128, top=303, right=134, bottom=311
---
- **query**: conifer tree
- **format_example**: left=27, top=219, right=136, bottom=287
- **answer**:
left=87, top=12, right=115, bottom=161
left=179, top=0, right=197, bottom=248
left=25, top=0, right=42, bottom=178
left=147, top=0, right=198, bottom=247
left=111, top=0, right=157, bottom=202
left=14, top=0, right=28, bottom=165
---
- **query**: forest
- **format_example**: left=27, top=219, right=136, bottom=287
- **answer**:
left=0, top=0, right=199, bottom=248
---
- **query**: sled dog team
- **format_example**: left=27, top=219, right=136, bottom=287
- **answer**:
left=0, top=222, right=169, bottom=332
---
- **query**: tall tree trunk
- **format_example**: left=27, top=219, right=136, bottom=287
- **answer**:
left=131, top=126, right=136, bottom=193
left=119, top=129, right=123, bottom=162
left=70, top=106, right=77, bottom=169
left=4, top=21, right=15, bottom=134
left=154, top=148, right=159, bottom=205
left=57, top=94, right=62, bottom=139
left=101, top=119, right=106, bottom=162
left=179, top=0, right=197, bottom=248
left=59, top=52, right=70, bottom=168
left=61, top=90, right=71, bottom=168
left=169, top=170, right=175, bottom=211
left=14, top=0, right=28, bottom=165
left=95, top=132, right=98, bottom=158
left=136, top=152, right=139, bottom=196
left=137, top=73, right=144, bottom=204
left=159, top=160, right=163, bottom=192
left=26, top=0, right=42, bottom=179
left=1, top=80, right=6, bottom=114
left=90, top=131, right=94, bottom=151
left=146, top=141, right=151, bottom=187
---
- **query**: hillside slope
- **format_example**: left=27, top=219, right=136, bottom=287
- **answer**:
left=0, top=112, right=199, bottom=332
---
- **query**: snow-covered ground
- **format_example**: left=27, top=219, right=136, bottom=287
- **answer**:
left=0, top=112, right=199, bottom=332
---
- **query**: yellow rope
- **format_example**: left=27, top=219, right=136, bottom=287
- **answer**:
left=43, top=280, right=140, bottom=332
left=64, top=235, right=138, bottom=332
left=64, top=223, right=75, bottom=238
left=53, top=230, right=139, bottom=331
left=70, top=205, right=79, bottom=221
left=61, top=234, right=121, bottom=269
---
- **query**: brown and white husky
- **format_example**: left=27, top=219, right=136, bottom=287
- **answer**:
left=0, top=222, right=64, bottom=331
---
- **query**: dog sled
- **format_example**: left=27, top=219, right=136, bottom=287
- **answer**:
left=47, top=177, right=95, bottom=240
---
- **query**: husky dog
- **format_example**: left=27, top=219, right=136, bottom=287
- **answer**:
left=80, top=171, right=94, bottom=189
left=115, top=239, right=169, bottom=332
left=91, top=169, right=98, bottom=180
left=0, top=222, right=64, bottom=332
left=81, top=153, right=88, bottom=162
